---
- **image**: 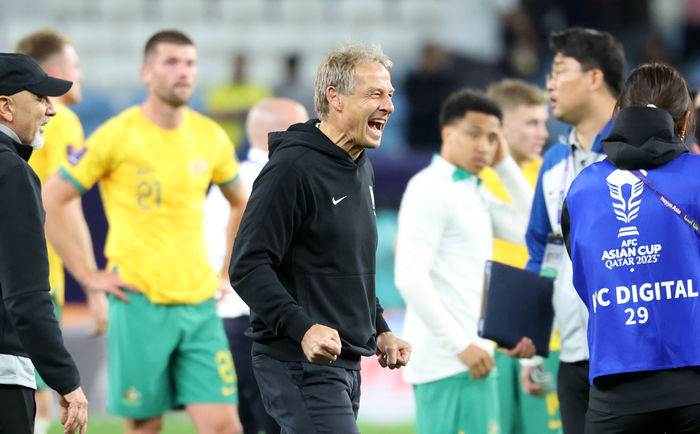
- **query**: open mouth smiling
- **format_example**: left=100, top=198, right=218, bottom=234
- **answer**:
left=368, top=118, right=385, bottom=131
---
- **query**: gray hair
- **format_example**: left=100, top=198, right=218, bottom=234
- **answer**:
left=314, top=44, right=393, bottom=119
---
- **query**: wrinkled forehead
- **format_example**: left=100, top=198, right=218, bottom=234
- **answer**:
left=353, top=62, right=393, bottom=90
left=7, top=90, right=36, bottom=101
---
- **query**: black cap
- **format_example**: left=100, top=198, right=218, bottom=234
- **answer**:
left=0, top=53, right=72, bottom=97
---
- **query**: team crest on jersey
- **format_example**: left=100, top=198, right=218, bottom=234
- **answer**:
left=66, top=144, right=87, bottom=166
left=190, top=159, right=209, bottom=175
left=599, top=169, right=662, bottom=271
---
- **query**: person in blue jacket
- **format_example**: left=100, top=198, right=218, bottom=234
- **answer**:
left=525, top=27, right=625, bottom=434
left=563, top=62, right=700, bottom=433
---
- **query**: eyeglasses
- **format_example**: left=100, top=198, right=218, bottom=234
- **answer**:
left=546, top=69, right=586, bottom=84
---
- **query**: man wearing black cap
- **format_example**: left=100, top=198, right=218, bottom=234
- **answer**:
left=0, top=52, right=87, bottom=434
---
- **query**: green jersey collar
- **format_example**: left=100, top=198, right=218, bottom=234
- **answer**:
left=431, top=154, right=482, bottom=185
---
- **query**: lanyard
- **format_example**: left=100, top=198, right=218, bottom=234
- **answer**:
left=556, top=153, right=571, bottom=226
left=630, top=170, right=700, bottom=235
left=557, top=119, right=613, bottom=226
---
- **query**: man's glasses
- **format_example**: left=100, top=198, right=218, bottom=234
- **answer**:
left=545, top=68, right=586, bottom=84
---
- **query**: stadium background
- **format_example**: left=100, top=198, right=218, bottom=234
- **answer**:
left=4, top=0, right=700, bottom=432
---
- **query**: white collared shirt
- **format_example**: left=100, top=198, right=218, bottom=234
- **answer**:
left=395, top=155, right=533, bottom=384
left=0, top=124, right=21, bottom=144
left=567, top=128, right=605, bottom=175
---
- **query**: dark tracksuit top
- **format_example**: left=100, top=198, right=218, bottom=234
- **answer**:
left=230, top=119, right=390, bottom=370
left=0, top=131, right=80, bottom=394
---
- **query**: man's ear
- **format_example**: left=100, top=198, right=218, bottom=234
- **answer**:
left=588, top=68, right=606, bottom=93
left=43, top=61, right=59, bottom=78
left=440, top=124, right=453, bottom=144
left=140, top=63, right=150, bottom=85
left=326, top=86, right=342, bottom=113
left=0, top=96, right=14, bottom=123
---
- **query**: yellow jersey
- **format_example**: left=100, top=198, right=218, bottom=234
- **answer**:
left=479, top=158, right=541, bottom=269
left=205, top=82, right=272, bottom=147
left=60, top=106, right=239, bottom=304
left=29, top=102, right=84, bottom=306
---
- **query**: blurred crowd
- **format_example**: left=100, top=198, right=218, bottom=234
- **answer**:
left=44, top=0, right=700, bottom=158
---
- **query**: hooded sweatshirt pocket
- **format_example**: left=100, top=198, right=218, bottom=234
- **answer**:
left=295, top=273, right=377, bottom=353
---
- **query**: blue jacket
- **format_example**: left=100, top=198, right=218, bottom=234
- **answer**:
left=525, top=120, right=612, bottom=362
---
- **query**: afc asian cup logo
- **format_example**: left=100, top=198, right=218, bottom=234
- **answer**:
left=606, top=169, right=645, bottom=238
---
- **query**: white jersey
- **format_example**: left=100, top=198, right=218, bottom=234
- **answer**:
left=204, top=147, right=268, bottom=317
left=395, top=155, right=532, bottom=384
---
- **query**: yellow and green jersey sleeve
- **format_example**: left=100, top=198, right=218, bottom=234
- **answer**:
left=479, top=158, right=542, bottom=269
left=29, top=102, right=85, bottom=306
left=60, top=106, right=239, bottom=304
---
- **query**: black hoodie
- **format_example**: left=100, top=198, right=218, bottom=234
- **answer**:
left=562, top=106, right=689, bottom=251
left=562, top=106, right=700, bottom=414
left=601, top=106, right=688, bottom=170
left=230, top=120, right=390, bottom=369
left=0, top=131, right=80, bottom=394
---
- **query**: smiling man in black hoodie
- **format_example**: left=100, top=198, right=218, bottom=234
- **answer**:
left=230, top=44, right=411, bottom=433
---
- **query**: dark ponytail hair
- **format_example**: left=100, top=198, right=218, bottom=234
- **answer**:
left=616, top=62, right=695, bottom=142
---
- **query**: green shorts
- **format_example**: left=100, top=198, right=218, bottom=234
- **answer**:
left=35, top=293, right=62, bottom=390
left=495, top=352, right=523, bottom=434
left=494, top=351, right=563, bottom=434
left=520, top=351, right=562, bottom=434
left=107, top=293, right=237, bottom=419
left=414, top=370, right=500, bottom=434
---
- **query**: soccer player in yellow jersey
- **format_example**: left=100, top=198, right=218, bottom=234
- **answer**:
left=479, top=79, right=563, bottom=434
left=480, top=79, right=548, bottom=268
left=15, top=29, right=98, bottom=434
left=43, top=30, right=247, bottom=434
left=205, top=53, right=273, bottom=149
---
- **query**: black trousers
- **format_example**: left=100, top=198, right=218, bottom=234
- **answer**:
left=0, top=384, right=35, bottom=434
left=252, top=354, right=361, bottom=434
left=223, top=316, right=280, bottom=434
left=585, top=404, right=700, bottom=433
left=558, top=360, right=590, bottom=434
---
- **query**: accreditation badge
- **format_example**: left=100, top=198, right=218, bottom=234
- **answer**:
left=540, top=233, right=565, bottom=279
